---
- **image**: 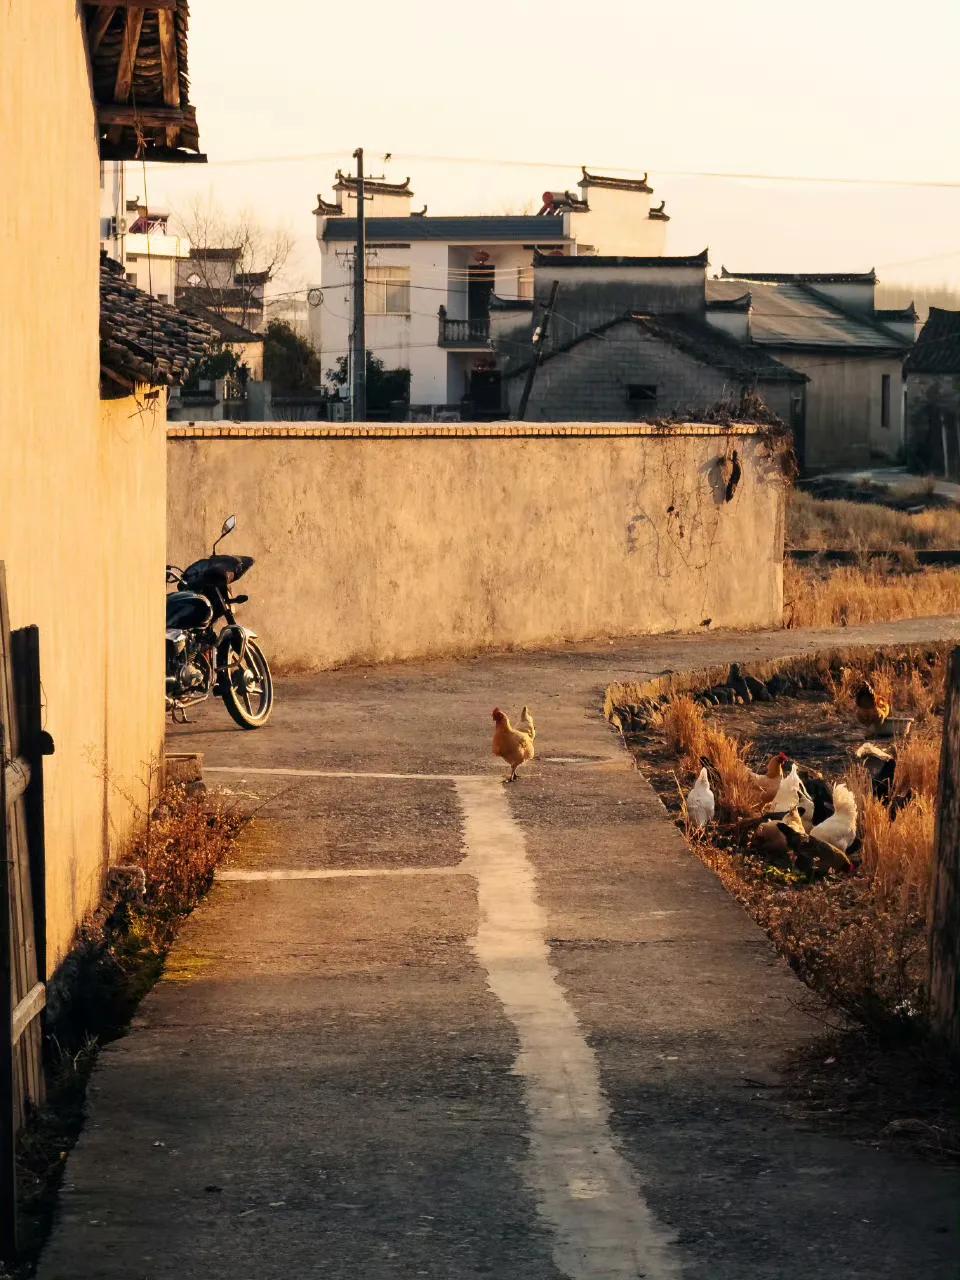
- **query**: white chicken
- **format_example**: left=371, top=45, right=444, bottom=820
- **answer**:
left=763, top=763, right=805, bottom=816
left=685, top=767, right=715, bottom=829
left=809, top=783, right=858, bottom=851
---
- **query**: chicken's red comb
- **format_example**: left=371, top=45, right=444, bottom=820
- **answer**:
left=492, top=707, right=503, bottom=718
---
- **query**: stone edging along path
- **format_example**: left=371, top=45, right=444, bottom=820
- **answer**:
left=601, top=618, right=960, bottom=730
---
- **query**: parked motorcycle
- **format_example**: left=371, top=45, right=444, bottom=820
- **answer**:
left=165, top=515, right=274, bottom=729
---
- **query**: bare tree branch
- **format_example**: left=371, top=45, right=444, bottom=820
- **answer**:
left=172, top=197, right=294, bottom=330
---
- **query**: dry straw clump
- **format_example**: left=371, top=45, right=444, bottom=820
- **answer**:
left=784, top=562, right=960, bottom=629
left=657, top=696, right=762, bottom=822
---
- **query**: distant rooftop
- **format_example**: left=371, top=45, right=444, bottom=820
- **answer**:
left=904, top=307, right=960, bottom=375
left=707, top=277, right=907, bottom=351
left=189, top=247, right=241, bottom=262
left=578, top=167, right=653, bottom=194
left=720, top=267, right=877, bottom=286
left=323, top=216, right=571, bottom=244
left=533, top=250, right=709, bottom=269
left=333, top=171, right=413, bottom=197
left=505, top=309, right=805, bottom=382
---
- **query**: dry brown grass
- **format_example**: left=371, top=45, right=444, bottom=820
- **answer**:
left=788, top=489, right=960, bottom=551
left=824, top=654, right=945, bottom=727
left=657, top=696, right=763, bottom=822
left=784, top=561, right=960, bottom=629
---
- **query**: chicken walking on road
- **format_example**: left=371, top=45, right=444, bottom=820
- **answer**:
left=492, top=706, right=535, bottom=783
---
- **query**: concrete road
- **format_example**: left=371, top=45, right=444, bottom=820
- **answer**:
left=39, top=621, right=960, bottom=1279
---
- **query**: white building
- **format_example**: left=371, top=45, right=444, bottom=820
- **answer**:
left=99, top=162, right=190, bottom=303
left=312, top=167, right=670, bottom=415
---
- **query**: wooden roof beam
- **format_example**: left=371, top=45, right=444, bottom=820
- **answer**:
left=88, top=7, right=118, bottom=55
left=113, top=8, right=145, bottom=103
left=89, top=1, right=177, bottom=9
left=158, top=8, right=182, bottom=148
left=108, top=7, right=145, bottom=145
left=97, top=104, right=193, bottom=127
left=98, top=142, right=208, bottom=163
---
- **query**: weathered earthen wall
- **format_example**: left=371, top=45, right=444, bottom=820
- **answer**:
left=0, top=4, right=166, bottom=968
left=168, top=424, right=786, bottom=671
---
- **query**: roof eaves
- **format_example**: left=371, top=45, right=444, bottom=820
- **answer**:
left=721, top=266, right=878, bottom=285
left=85, top=1, right=204, bottom=164
left=99, top=256, right=218, bottom=389
left=534, top=249, right=709, bottom=269
left=578, top=167, right=653, bottom=194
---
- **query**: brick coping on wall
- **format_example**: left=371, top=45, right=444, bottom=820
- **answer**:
left=167, top=421, right=767, bottom=441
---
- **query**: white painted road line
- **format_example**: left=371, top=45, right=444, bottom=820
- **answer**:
left=216, top=866, right=468, bottom=881
left=454, top=777, right=682, bottom=1280
left=205, top=765, right=479, bottom=782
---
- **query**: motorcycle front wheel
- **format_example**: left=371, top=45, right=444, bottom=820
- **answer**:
left=219, top=637, right=274, bottom=729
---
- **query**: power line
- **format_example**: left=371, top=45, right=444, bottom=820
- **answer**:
left=153, top=144, right=960, bottom=191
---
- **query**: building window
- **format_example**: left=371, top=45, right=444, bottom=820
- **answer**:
left=626, top=384, right=657, bottom=404
left=125, top=273, right=137, bottom=286
left=157, top=293, right=169, bottom=304
left=881, top=373, right=891, bottom=428
left=366, top=266, right=410, bottom=315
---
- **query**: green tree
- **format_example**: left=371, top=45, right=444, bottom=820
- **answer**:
left=326, top=353, right=411, bottom=412
left=263, top=320, right=324, bottom=391
left=185, top=343, right=246, bottom=391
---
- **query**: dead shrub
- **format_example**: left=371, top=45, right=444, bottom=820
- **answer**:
left=132, top=783, right=243, bottom=922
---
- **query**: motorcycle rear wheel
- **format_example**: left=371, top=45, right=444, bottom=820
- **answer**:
left=219, top=638, right=274, bottom=729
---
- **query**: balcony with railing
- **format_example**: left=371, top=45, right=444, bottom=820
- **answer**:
left=437, top=307, right=490, bottom=348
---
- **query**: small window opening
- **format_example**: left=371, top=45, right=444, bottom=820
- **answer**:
left=626, top=384, right=657, bottom=403
left=881, top=373, right=892, bottom=429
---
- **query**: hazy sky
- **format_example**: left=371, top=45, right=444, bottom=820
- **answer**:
left=144, top=0, right=960, bottom=295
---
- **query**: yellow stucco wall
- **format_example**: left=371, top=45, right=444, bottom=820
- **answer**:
left=167, top=424, right=786, bottom=672
left=0, top=4, right=166, bottom=969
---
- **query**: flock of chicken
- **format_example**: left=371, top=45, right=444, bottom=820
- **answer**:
left=490, top=673, right=900, bottom=881
left=686, top=755, right=858, bottom=876
left=684, top=675, right=901, bottom=879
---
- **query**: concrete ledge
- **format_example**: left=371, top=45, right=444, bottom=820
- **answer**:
left=167, top=420, right=771, bottom=441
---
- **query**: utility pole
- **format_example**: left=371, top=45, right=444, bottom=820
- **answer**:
left=352, top=146, right=367, bottom=422
left=516, top=280, right=559, bottom=421
left=929, top=645, right=960, bottom=1056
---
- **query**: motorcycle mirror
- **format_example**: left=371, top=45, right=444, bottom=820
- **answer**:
left=212, top=514, right=237, bottom=553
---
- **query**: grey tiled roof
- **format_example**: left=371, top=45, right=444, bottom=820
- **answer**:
left=100, top=258, right=217, bottom=387
left=707, top=278, right=907, bottom=351
left=323, top=217, right=571, bottom=244
left=904, top=307, right=960, bottom=374
left=504, top=311, right=805, bottom=382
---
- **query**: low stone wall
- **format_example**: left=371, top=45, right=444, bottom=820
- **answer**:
left=167, top=423, right=788, bottom=671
